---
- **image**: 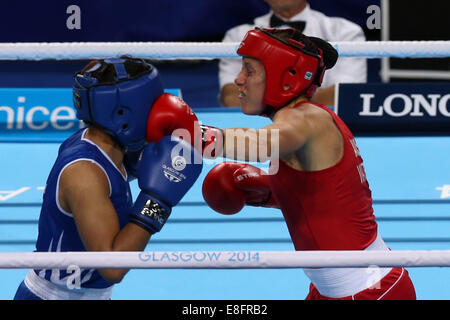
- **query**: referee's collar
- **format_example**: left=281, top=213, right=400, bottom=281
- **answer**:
left=264, top=2, right=311, bottom=25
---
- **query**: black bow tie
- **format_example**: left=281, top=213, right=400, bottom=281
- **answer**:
left=269, top=14, right=306, bottom=32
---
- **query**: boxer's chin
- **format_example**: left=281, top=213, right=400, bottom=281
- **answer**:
left=239, top=100, right=263, bottom=116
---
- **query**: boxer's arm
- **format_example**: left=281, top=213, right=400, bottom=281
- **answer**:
left=221, top=108, right=311, bottom=161
left=59, top=161, right=150, bottom=283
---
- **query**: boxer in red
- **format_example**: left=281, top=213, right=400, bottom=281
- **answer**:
left=201, top=27, right=416, bottom=300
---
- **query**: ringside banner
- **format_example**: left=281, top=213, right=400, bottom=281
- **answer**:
left=336, top=83, right=450, bottom=136
left=0, top=88, right=181, bottom=142
left=1, top=84, right=449, bottom=141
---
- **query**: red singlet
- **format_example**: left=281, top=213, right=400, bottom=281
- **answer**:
left=269, top=101, right=377, bottom=251
left=269, top=102, right=416, bottom=299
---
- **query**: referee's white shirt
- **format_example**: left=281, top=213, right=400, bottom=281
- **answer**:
left=219, top=3, right=367, bottom=90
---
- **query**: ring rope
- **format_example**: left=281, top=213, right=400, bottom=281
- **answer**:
left=0, top=41, right=449, bottom=60
left=2, top=250, right=450, bottom=269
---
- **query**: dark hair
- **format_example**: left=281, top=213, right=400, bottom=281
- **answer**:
left=266, top=28, right=338, bottom=70
left=79, top=56, right=153, bottom=84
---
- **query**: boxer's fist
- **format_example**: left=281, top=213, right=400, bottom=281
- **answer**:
left=200, top=125, right=223, bottom=159
left=202, top=162, right=279, bottom=215
left=129, top=135, right=203, bottom=234
left=146, top=93, right=200, bottom=147
left=123, top=148, right=143, bottom=181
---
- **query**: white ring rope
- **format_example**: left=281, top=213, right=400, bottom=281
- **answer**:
left=0, top=41, right=449, bottom=60
left=2, top=250, right=450, bottom=269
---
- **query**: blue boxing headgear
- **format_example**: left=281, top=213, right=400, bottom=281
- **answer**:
left=73, top=56, right=164, bottom=152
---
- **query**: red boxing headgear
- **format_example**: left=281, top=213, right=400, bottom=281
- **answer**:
left=237, top=27, right=326, bottom=111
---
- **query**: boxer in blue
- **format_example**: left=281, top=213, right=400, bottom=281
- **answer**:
left=14, top=57, right=203, bottom=300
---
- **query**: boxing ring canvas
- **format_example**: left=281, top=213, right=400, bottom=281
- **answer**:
left=0, top=108, right=449, bottom=300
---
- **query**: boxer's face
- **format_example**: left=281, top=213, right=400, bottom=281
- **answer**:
left=235, top=57, right=266, bottom=115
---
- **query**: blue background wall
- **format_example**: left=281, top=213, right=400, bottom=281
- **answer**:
left=0, top=0, right=379, bottom=42
left=0, top=0, right=382, bottom=108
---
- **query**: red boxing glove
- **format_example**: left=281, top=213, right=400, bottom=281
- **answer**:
left=202, top=162, right=280, bottom=215
left=146, top=93, right=201, bottom=146
left=200, top=125, right=223, bottom=158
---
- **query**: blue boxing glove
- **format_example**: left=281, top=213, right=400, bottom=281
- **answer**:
left=129, top=135, right=203, bottom=234
left=123, top=148, right=143, bottom=182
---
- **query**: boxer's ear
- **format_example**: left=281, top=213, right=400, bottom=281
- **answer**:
left=309, top=37, right=338, bottom=70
